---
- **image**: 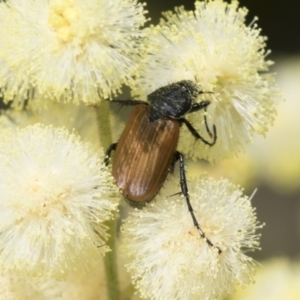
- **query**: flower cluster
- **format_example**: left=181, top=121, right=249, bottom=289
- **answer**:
left=0, top=0, right=147, bottom=107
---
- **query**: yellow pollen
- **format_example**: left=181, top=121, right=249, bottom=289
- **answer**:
left=63, top=7, right=78, bottom=23
left=48, top=1, right=79, bottom=43
left=48, top=13, right=68, bottom=28
left=57, top=26, right=72, bottom=42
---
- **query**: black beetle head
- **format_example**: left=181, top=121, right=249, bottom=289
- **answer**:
left=147, top=80, right=201, bottom=119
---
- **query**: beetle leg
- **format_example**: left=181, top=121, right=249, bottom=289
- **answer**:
left=104, top=143, right=117, bottom=166
left=168, top=152, right=178, bottom=173
left=203, top=108, right=214, bottom=138
left=181, top=118, right=217, bottom=146
left=110, top=99, right=149, bottom=106
left=174, top=151, right=221, bottom=253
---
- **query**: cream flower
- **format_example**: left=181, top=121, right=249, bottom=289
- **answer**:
left=121, top=177, right=262, bottom=300
left=0, top=124, right=119, bottom=279
left=132, top=0, right=281, bottom=162
left=0, top=257, right=134, bottom=300
left=0, top=274, right=62, bottom=300
left=0, top=1, right=36, bottom=107
left=0, top=0, right=147, bottom=107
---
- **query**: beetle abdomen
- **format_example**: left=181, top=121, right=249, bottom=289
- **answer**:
left=112, top=104, right=180, bottom=204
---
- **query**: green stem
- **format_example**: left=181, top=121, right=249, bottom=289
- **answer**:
left=95, top=101, right=119, bottom=300
left=120, top=283, right=135, bottom=300
left=103, top=218, right=119, bottom=300
left=95, top=101, right=113, bottom=150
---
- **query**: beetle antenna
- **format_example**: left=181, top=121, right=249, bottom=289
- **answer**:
left=109, top=99, right=148, bottom=106
left=204, top=108, right=213, bottom=138
left=203, top=108, right=217, bottom=145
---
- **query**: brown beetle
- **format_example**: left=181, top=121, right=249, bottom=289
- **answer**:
left=106, top=80, right=218, bottom=249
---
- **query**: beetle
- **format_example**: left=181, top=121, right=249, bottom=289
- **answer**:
left=105, top=80, right=219, bottom=250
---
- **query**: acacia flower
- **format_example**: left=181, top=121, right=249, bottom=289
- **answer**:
left=132, top=0, right=281, bottom=162
left=0, top=257, right=133, bottom=300
left=0, top=1, right=36, bottom=108
left=0, top=273, right=62, bottom=300
left=0, top=0, right=147, bottom=107
left=0, top=124, right=119, bottom=279
left=121, top=177, right=262, bottom=300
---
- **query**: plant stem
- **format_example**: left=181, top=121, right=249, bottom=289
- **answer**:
left=95, top=101, right=119, bottom=300
left=95, top=101, right=113, bottom=150
left=103, top=218, right=119, bottom=300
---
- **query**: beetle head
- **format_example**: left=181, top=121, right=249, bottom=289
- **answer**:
left=147, top=80, right=201, bottom=119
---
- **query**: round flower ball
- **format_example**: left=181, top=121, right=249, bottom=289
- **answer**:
left=132, top=0, right=281, bottom=162
left=121, top=177, right=262, bottom=300
left=0, top=124, right=119, bottom=279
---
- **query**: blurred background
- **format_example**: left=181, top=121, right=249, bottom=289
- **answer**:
left=147, top=0, right=300, bottom=56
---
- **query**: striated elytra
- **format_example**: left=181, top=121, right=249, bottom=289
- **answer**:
left=113, top=104, right=180, bottom=205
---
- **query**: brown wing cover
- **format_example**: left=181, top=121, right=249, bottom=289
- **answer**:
left=112, top=104, right=180, bottom=203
